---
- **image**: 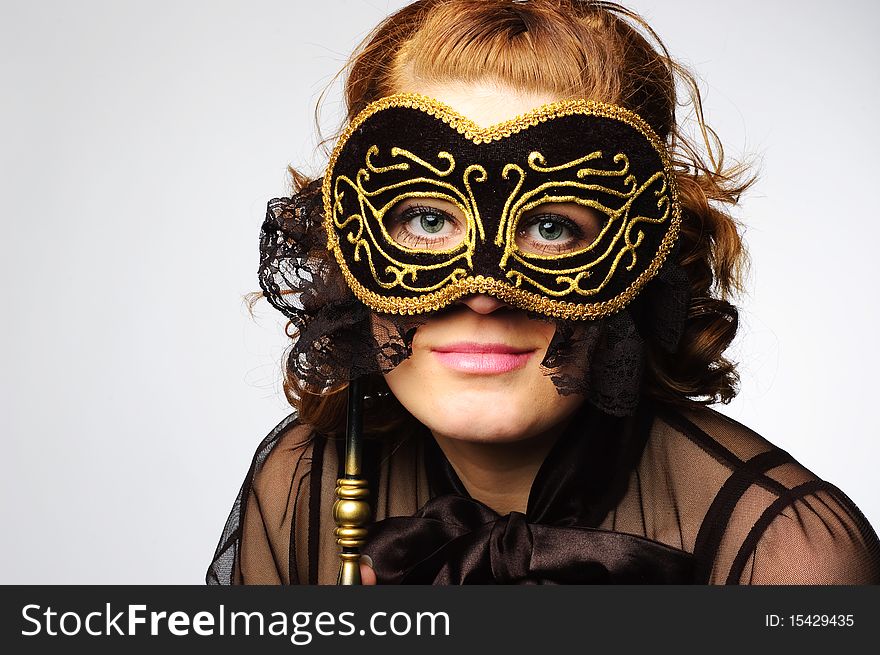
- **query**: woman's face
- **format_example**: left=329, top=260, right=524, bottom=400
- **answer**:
left=381, top=80, right=591, bottom=444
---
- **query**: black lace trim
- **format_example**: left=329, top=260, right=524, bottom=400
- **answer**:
left=257, top=182, right=690, bottom=416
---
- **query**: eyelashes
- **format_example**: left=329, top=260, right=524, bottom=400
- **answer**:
left=516, top=213, right=587, bottom=254
left=387, top=205, right=464, bottom=249
left=385, top=203, right=601, bottom=254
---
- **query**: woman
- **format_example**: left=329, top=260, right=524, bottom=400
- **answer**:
left=207, top=0, right=880, bottom=585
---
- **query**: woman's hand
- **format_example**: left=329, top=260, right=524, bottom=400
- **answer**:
left=360, top=555, right=377, bottom=585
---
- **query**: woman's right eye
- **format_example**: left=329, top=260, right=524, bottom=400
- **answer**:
left=385, top=203, right=465, bottom=250
left=515, top=203, right=603, bottom=256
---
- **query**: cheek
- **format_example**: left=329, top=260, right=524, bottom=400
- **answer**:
left=532, top=319, right=557, bottom=347
left=382, top=348, right=440, bottom=416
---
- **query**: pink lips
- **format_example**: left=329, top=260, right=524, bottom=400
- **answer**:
left=431, top=342, right=535, bottom=374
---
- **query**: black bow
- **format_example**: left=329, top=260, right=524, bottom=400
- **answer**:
left=361, top=401, right=696, bottom=584
left=363, top=493, right=694, bottom=584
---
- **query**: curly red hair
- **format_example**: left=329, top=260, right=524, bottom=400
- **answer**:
left=255, top=0, right=753, bottom=433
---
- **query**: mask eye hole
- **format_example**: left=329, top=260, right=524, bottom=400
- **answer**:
left=515, top=202, right=603, bottom=256
left=384, top=198, right=468, bottom=251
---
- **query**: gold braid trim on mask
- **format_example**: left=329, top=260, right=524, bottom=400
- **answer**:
left=322, top=93, right=682, bottom=320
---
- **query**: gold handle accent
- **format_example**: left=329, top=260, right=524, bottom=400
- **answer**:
left=336, top=377, right=369, bottom=585
left=334, top=477, right=371, bottom=585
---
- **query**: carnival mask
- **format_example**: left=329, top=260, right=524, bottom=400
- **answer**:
left=323, top=93, right=681, bottom=320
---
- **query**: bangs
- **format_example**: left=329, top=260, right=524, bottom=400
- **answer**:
left=389, top=2, right=622, bottom=103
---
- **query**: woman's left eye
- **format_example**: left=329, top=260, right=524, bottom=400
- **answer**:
left=413, top=211, right=448, bottom=235
left=517, top=214, right=581, bottom=253
left=531, top=218, right=567, bottom=241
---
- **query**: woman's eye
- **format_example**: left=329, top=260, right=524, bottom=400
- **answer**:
left=385, top=203, right=465, bottom=250
left=515, top=206, right=602, bottom=255
left=533, top=219, right=566, bottom=241
left=417, top=212, right=447, bottom=234
left=517, top=214, right=580, bottom=254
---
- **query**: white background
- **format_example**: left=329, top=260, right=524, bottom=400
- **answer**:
left=2, top=0, right=878, bottom=583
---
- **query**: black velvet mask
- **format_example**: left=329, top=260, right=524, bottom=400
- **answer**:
left=323, top=93, right=681, bottom=320
left=258, top=94, right=690, bottom=416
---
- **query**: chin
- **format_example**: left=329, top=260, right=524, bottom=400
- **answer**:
left=385, top=362, right=582, bottom=443
left=425, top=404, right=539, bottom=443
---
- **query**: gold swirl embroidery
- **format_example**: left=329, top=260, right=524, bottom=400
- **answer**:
left=462, top=164, right=488, bottom=243
left=510, top=192, right=620, bottom=262
left=503, top=171, right=669, bottom=297
left=621, top=174, right=671, bottom=271
left=495, top=163, right=526, bottom=248
left=349, top=227, right=468, bottom=292
left=390, top=148, right=455, bottom=177
left=322, top=93, right=682, bottom=319
left=336, top=147, right=470, bottom=252
left=506, top=175, right=642, bottom=267
left=365, top=145, right=409, bottom=175
left=497, top=155, right=631, bottom=265
left=333, top=175, right=473, bottom=288
left=498, top=151, right=633, bottom=262
left=378, top=263, right=470, bottom=292
left=332, top=146, right=483, bottom=293
left=528, top=151, right=631, bottom=179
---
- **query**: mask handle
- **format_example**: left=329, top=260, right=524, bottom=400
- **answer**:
left=334, top=376, right=370, bottom=584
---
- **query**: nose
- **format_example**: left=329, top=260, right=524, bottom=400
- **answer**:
left=458, top=293, right=508, bottom=314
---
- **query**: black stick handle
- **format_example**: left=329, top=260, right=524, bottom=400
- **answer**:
left=334, top=378, right=370, bottom=585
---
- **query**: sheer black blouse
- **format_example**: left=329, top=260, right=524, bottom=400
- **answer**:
left=207, top=401, right=880, bottom=585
